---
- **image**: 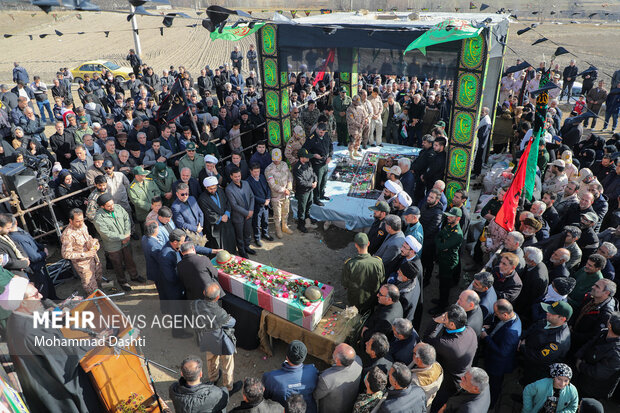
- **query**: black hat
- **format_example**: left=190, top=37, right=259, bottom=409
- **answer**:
left=552, top=277, right=576, bottom=296
left=93, top=154, right=104, bottom=161
left=97, top=193, right=113, bottom=206
left=398, top=260, right=418, bottom=280
left=578, top=399, right=604, bottom=413
left=286, top=340, right=307, bottom=365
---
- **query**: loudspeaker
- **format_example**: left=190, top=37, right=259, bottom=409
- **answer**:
left=0, top=163, right=42, bottom=209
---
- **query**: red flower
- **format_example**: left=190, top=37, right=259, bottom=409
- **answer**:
left=282, top=293, right=289, bottom=298
left=304, top=302, right=311, bottom=306
left=314, top=280, right=319, bottom=286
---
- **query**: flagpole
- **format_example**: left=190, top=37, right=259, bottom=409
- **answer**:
left=178, top=79, right=201, bottom=138
left=129, top=5, right=142, bottom=58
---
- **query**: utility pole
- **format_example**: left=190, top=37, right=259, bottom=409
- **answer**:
left=130, top=5, right=142, bottom=57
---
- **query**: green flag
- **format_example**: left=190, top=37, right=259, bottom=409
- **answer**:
left=404, top=19, right=483, bottom=55
left=524, top=128, right=542, bottom=200
left=210, top=22, right=265, bottom=41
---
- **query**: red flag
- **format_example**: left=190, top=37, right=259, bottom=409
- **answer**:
left=494, top=139, right=533, bottom=232
left=313, top=49, right=335, bottom=86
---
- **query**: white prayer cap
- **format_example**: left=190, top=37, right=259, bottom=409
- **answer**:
left=397, top=192, right=412, bottom=208
left=203, top=176, right=218, bottom=188
left=52, top=162, right=63, bottom=173
left=0, top=276, right=29, bottom=311
left=204, top=155, right=218, bottom=164
left=384, top=180, right=402, bottom=195
left=404, top=235, right=422, bottom=253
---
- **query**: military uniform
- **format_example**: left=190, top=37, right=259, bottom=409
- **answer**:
left=292, top=157, right=317, bottom=230
left=284, top=135, right=306, bottom=165
left=342, top=253, right=385, bottom=314
left=542, top=173, right=569, bottom=194
left=265, top=159, right=294, bottom=238
left=368, top=218, right=387, bottom=256
left=347, top=101, right=366, bottom=156
left=150, top=165, right=176, bottom=205
left=60, top=224, right=103, bottom=294
left=435, top=221, right=464, bottom=308
left=303, top=131, right=333, bottom=204
left=85, top=189, right=105, bottom=222
left=128, top=177, right=160, bottom=222
left=178, top=153, right=205, bottom=179
left=332, top=93, right=352, bottom=146
left=520, top=318, right=571, bottom=384
left=300, top=106, right=320, bottom=137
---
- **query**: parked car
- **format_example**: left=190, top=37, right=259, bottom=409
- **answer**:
left=70, top=60, right=132, bottom=83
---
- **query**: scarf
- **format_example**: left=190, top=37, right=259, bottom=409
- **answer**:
left=543, top=286, right=566, bottom=302
left=0, top=235, right=25, bottom=260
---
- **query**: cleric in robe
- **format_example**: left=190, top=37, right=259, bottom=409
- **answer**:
left=198, top=175, right=238, bottom=254
left=2, top=276, right=102, bottom=412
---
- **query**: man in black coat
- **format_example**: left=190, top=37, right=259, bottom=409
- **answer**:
left=560, top=60, right=578, bottom=102
left=0, top=213, right=30, bottom=278
left=50, top=120, right=77, bottom=168
left=419, top=189, right=443, bottom=285
left=423, top=137, right=447, bottom=192
left=367, top=201, right=389, bottom=255
left=177, top=242, right=223, bottom=301
left=361, top=284, right=403, bottom=343
left=570, top=278, right=618, bottom=351
left=574, top=312, right=620, bottom=399
left=424, top=304, right=478, bottom=412
left=456, top=290, right=484, bottom=337
left=362, top=333, right=393, bottom=379
left=169, top=355, right=229, bottom=413
left=199, top=176, right=237, bottom=254
left=412, top=135, right=434, bottom=204
left=514, top=247, right=549, bottom=324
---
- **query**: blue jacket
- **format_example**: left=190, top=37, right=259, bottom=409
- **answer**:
left=388, top=333, right=419, bottom=365
left=9, top=229, right=46, bottom=265
left=262, top=362, right=318, bottom=413
left=378, top=385, right=427, bottom=413
left=246, top=175, right=271, bottom=207
left=171, top=196, right=204, bottom=233
left=13, top=66, right=29, bottom=84
left=156, top=219, right=176, bottom=246
left=249, top=151, right=272, bottom=173
left=156, top=243, right=184, bottom=300
left=522, top=378, right=578, bottom=413
left=141, top=235, right=162, bottom=282
left=400, top=170, right=415, bottom=198
left=483, top=315, right=522, bottom=376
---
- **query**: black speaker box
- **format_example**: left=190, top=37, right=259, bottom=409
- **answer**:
left=0, top=163, right=42, bottom=208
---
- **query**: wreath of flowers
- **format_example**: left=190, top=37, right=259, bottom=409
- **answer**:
left=218, top=258, right=324, bottom=307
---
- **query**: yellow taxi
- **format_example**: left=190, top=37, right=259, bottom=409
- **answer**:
left=70, top=60, right=133, bottom=83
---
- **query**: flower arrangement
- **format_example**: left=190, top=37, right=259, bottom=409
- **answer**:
left=218, top=258, right=325, bottom=307
left=116, top=393, right=147, bottom=413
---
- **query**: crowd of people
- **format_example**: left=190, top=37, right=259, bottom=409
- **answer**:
left=0, top=46, right=618, bottom=413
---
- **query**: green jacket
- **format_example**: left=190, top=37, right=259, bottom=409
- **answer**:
left=342, top=253, right=384, bottom=314
left=332, top=95, right=352, bottom=123
left=127, top=177, right=160, bottom=221
left=150, top=168, right=175, bottom=197
left=93, top=205, right=131, bottom=252
left=568, top=268, right=603, bottom=310
left=435, top=223, right=463, bottom=274
left=196, top=141, right=220, bottom=158
left=178, top=153, right=205, bottom=179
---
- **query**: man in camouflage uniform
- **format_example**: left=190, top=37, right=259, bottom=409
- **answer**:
left=61, top=208, right=102, bottom=294
left=359, top=90, right=373, bottom=149
left=85, top=175, right=108, bottom=222
left=128, top=166, right=160, bottom=229
left=265, top=148, right=294, bottom=238
left=342, top=232, right=384, bottom=314
left=290, top=107, right=304, bottom=132
left=332, top=87, right=352, bottom=146
left=284, top=125, right=306, bottom=165
left=300, top=99, right=320, bottom=137
left=347, top=95, right=366, bottom=158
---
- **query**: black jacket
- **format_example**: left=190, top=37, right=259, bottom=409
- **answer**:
left=177, top=253, right=221, bottom=301
left=424, top=323, right=478, bottom=385
left=367, top=217, right=387, bottom=256
left=169, top=378, right=228, bottom=413
left=0, top=236, right=30, bottom=277
left=412, top=147, right=434, bottom=176
left=492, top=268, right=523, bottom=303
left=419, top=201, right=443, bottom=243
left=302, top=132, right=333, bottom=168
left=362, top=301, right=403, bottom=342
left=424, top=150, right=446, bottom=189
left=230, top=398, right=284, bottom=412
left=466, top=306, right=484, bottom=337
left=571, top=295, right=618, bottom=351
left=574, top=331, right=620, bottom=399
left=514, top=263, right=549, bottom=322
left=292, top=161, right=317, bottom=193
left=542, top=205, right=560, bottom=232
left=520, top=320, right=571, bottom=381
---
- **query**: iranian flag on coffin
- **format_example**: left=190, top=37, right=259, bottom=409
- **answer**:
left=213, top=257, right=334, bottom=330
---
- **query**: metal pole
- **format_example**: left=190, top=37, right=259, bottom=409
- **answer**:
left=130, top=5, right=142, bottom=58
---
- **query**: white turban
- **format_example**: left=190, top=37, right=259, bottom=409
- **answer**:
left=404, top=235, right=422, bottom=253
left=397, top=192, right=412, bottom=208
left=204, top=155, right=218, bottom=164
left=0, top=276, right=29, bottom=311
left=203, top=176, right=218, bottom=188
left=384, top=180, right=402, bottom=195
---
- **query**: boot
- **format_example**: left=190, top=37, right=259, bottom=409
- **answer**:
left=282, top=221, right=294, bottom=235
left=275, top=219, right=283, bottom=238
left=305, top=218, right=318, bottom=229
left=297, top=219, right=308, bottom=233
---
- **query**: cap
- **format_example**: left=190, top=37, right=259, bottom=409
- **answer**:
left=583, top=211, right=599, bottom=223
left=353, top=232, right=369, bottom=246
left=340, top=86, right=347, bottom=93
left=553, top=277, right=576, bottom=296
left=522, top=217, right=542, bottom=231
left=403, top=206, right=421, bottom=216
left=549, top=363, right=573, bottom=379
left=444, top=207, right=463, bottom=218
left=293, top=125, right=305, bottom=136
left=434, top=120, right=446, bottom=128
left=272, top=148, right=282, bottom=161
left=93, top=154, right=104, bottom=161
left=540, top=300, right=573, bottom=319
left=551, top=159, right=566, bottom=168
left=185, top=142, right=197, bottom=150
left=133, top=166, right=149, bottom=176
left=404, top=235, right=422, bottom=253
left=203, top=176, right=218, bottom=187
left=287, top=340, right=307, bottom=364
left=102, top=160, right=114, bottom=168
left=78, top=116, right=88, bottom=123
left=0, top=276, right=29, bottom=311
left=383, top=165, right=402, bottom=176
left=204, top=155, right=218, bottom=164
left=154, top=162, right=167, bottom=173
left=384, top=180, right=402, bottom=195
left=97, top=193, right=113, bottom=206
left=369, top=201, right=390, bottom=213
left=397, top=192, right=412, bottom=208
left=298, top=148, right=310, bottom=159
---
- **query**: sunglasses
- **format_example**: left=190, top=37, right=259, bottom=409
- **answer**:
left=178, top=193, right=189, bottom=196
